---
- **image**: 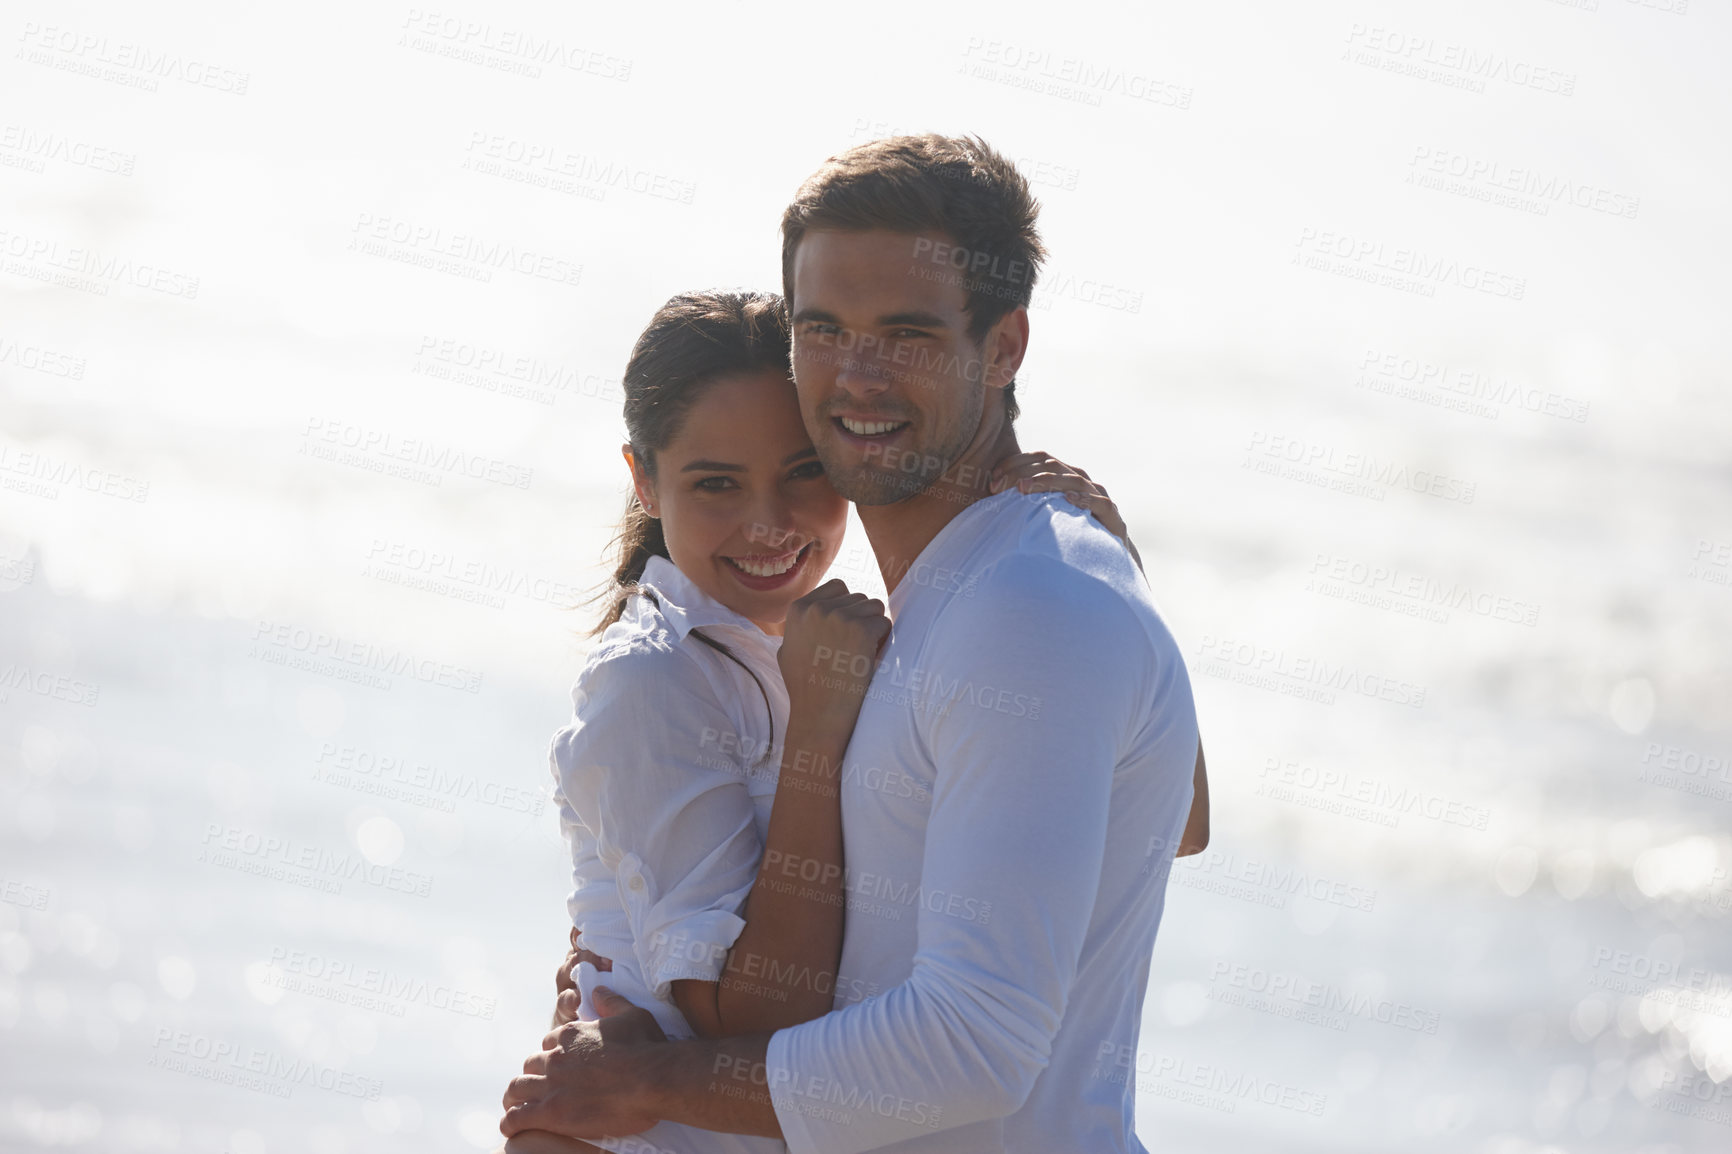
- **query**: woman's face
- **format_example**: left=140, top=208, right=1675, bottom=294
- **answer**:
left=627, top=369, right=848, bottom=635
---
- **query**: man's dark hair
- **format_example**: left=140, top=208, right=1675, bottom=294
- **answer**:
left=780, top=134, right=1045, bottom=421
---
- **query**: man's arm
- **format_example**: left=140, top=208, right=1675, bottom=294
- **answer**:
left=502, top=991, right=781, bottom=1139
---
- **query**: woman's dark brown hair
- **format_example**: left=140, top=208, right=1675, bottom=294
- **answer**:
left=589, top=289, right=793, bottom=635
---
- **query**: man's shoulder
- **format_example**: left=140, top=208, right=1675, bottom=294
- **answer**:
left=966, top=492, right=1152, bottom=610
left=913, top=496, right=1191, bottom=738
left=923, top=493, right=1181, bottom=670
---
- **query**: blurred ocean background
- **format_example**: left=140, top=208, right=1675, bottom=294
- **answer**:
left=2, top=1, right=1729, bottom=1150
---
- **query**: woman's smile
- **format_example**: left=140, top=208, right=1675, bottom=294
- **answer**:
left=720, top=540, right=817, bottom=591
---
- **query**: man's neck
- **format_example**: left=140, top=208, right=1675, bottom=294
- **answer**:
left=858, top=414, right=1021, bottom=596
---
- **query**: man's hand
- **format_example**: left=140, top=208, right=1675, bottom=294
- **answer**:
left=503, top=986, right=668, bottom=1140
left=490, top=1130, right=609, bottom=1154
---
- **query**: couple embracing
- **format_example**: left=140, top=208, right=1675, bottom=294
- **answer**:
left=495, top=134, right=1209, bottom=1154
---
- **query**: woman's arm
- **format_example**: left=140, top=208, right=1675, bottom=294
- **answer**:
left=673, top=580, right=889, bottom=1038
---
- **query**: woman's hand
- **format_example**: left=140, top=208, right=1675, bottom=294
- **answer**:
left=776, top=579, right=892, bottom=724
left=557, top=927, right=613, bottom=989
left=991, top=451, right=1140, bottom=570
left=551, top=927, right=612, bottom=1027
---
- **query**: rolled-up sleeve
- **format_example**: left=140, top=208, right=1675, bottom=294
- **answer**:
left=766, top=557, right=1147, bottom=1154
left=551, top=640, right=766, bottom=1002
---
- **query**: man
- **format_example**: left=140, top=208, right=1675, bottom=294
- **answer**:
left=503, top=134, right=1204, bottom=1153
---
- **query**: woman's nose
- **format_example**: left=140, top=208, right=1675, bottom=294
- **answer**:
left=743, top=496, right=800, bottom=552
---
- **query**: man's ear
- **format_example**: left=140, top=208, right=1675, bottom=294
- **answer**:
left=981, top=306, right=1030, bottom=391
left=621, top=443, right=658, bottom=517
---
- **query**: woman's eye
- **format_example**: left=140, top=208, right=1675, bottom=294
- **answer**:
left=694, top=476, right=737, bottom=492
left=789, top=461, right=826, bottom=481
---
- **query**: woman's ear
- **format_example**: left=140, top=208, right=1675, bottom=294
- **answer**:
left=621, top=443, right=658, bottom=517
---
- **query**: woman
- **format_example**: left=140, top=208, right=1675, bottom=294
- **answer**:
left=501, top=289, right=1203, bottom=1153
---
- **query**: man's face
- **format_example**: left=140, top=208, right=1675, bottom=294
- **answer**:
left=788, top=229, right=1016, bottom=506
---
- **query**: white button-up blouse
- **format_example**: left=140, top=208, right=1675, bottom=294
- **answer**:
left=549, top=553, right=788, bottom=1042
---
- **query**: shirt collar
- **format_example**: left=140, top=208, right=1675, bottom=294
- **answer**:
left=637, top=554, right=774, bottom=645
left=887, top=487, right=1019, bottom=616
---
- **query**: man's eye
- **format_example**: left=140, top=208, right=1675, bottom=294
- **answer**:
left=802, top=323, right=841, bottom=336
left=889, top=328, right=931, bottom=340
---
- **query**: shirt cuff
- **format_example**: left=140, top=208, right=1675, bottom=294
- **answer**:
left=767, top=1025, right=820, bottom=1154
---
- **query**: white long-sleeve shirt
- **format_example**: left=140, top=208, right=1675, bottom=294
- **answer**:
left=551, top=553, right=790, bottom=1154
left=765, top=489, right=1199, bottom=1154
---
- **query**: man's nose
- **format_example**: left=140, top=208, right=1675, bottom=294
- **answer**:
left=835, top=358, right=891, bottom=401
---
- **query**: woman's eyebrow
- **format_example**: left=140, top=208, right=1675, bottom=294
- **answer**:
left=680, top=459, right=745, bottom=472
left=782, top=447, right=818, bottom=466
